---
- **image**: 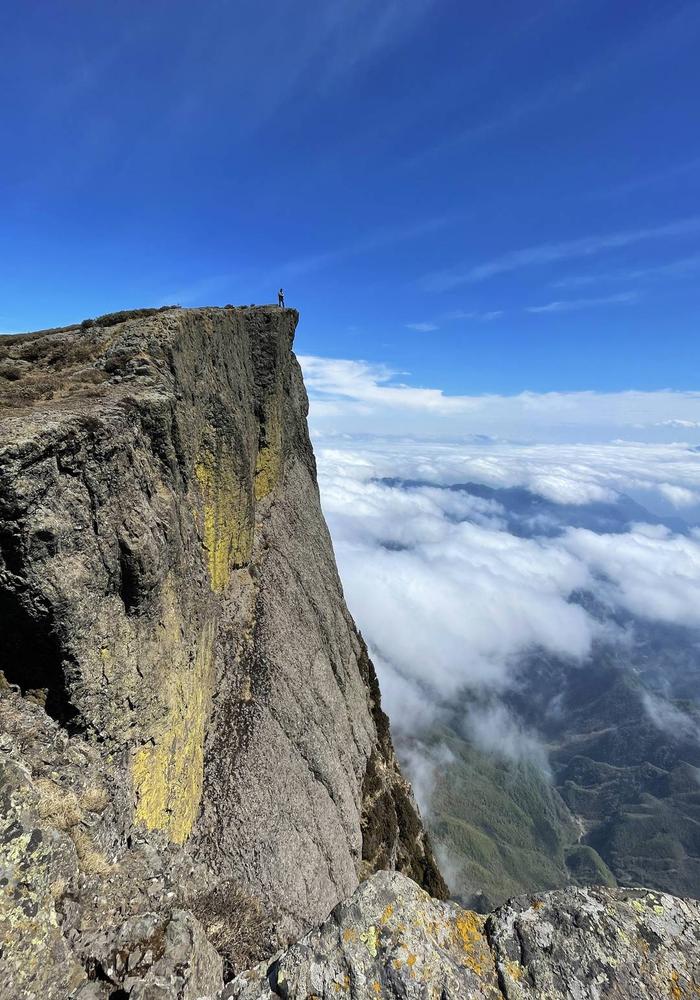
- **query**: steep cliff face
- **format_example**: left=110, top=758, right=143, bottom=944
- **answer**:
left=0, top=306, right=444, bottom=998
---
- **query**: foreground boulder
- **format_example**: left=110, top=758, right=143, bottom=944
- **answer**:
left=226, top=870, right=700, bottom=1000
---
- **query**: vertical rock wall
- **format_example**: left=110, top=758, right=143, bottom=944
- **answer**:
left=0, top=306, right=445, bottom=994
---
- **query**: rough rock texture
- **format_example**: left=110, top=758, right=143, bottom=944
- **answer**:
left=226, top=870, right=700, bottom=1000
left=0, top=306, right=444, bottom=998
left=487, top=883, right=700, bottom=999
left=0, top=686, right=223, bottom=999
left=226, top=870, right=502, bottom=1000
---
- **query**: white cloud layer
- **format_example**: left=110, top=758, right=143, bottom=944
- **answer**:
left=325, top=474, right=594, bottom=705
left=642, top=691, right=700, bottom=745
left=300, top=355, right=700, bottom=445
left=314, top=432, right=700, bottom=756
left=561, top=524, right=700, bottom=627
left=306, top=352, right=700, bottom=775
left=313, top=434, right=700, bottom=521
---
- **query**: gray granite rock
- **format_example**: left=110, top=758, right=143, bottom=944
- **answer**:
left=487, top=883, right=700, bottom=999
left=225, top=870, right=700, bottom=1000
left=5, top=306, right=694, bottom=1000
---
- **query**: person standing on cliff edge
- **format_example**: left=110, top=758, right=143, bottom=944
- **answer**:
left=278, top=288, right=285, bottom=308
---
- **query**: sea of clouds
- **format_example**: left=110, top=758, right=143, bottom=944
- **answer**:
left=300, top=354, right=700, bottom=785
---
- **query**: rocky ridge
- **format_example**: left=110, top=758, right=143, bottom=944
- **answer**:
left=227, top=871, right=700, bottom=1000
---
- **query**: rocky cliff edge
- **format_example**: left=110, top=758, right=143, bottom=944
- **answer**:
left=0, top=306, right=444, bottom=999
left=227, top=870, right=700, bottom=1000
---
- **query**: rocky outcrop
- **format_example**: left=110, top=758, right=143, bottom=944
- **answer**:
left=227, top=870, right=700, bottom=1000
left=0, top=686, right=223, bottom=999
left=0, top=306, right=444, bottom=998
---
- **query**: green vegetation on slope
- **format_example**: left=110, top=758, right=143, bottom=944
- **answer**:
left=412, top=636, right=700, bottom=910
left=418, top=728, right=600, bottom=910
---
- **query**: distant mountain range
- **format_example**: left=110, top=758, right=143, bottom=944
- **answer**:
left=379, top=477, right=691, bottom=536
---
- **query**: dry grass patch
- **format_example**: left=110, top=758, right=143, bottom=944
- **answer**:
left=80, top=785, right=111, bottom=813
left=50, top=876, right=68, bottom=901
left=70, top=828, right=113, bottom=877
left=189, top=880, right=275, bottom=981
left=35, top=778, right=83, bottom=831
left=35, top=777, right=113, bottom=876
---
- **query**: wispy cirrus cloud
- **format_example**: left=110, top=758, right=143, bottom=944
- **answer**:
left=440, top=309, right=505, bottom=323
left=161, top=212, right=457, bottom=305
left=402, top=309, right=505, bottom=332
left=421, top=216, right=700, bottom=291
left=553, top=252, right=700, bottom=289
left=167, top=0, right=438, bottom=135
left=405, top=76, right=590, bottom=170
left=526, top=291, right=638, bottom=314
left=407, top=4, right=700, bottom=173
left=284, top=0, right=437, bottom=102
left=595, top=155, right=700, bottom=200
left=406, top=321, right=439, bottom=332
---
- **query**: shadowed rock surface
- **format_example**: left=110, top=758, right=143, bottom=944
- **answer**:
left=0, top=306, right=443, bottom=999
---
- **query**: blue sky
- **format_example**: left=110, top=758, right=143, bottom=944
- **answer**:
left=2, top=0, right=699, bottom=394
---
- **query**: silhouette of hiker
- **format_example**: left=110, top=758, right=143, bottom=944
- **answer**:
left=278, top=288, right=285, bottom=308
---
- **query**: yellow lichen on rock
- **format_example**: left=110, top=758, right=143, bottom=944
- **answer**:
left=195, top=447, right=253, bottom=592
left=670, top=969, right=683, bottom=999
left=0, top=769, right=87, bottom=998
left=361, top=925, right=380, bottom=958
left=240, top=674, right=253, bottom=702
left=254, top=401, right=282, bottom=501
left=505, top=959, right=524, bottom=982
left=132, top=617, right=215, bottom=844
left=452, top=910, right=494, bottom=979
left=453, top=910, right=482, bottom=950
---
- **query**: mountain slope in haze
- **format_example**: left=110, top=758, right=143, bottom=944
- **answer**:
left=421, top=729, right=591, bottom=911
left=390, top=483, right=700, bottom=911
left=414, top=638, right=700, bottom=912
